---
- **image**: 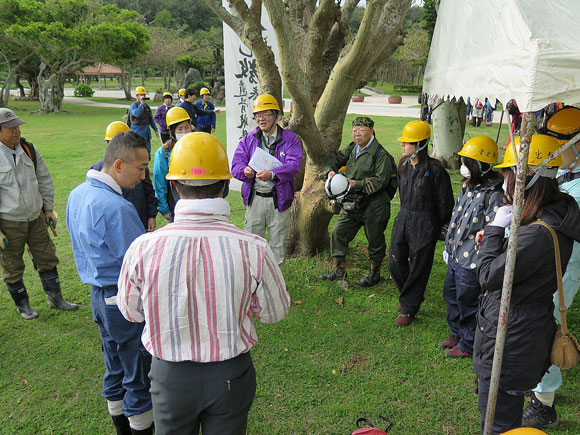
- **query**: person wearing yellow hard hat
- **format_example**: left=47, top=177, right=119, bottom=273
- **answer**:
left=67, top=131, right=154, bottom=434
left=522, top=105, right=580, bottom=429
left=153, top=107, right=194, bottom=222
left=0, top=108, right=78, bottom=320
left=501, top=428, right=548, bottom=435
left=194, top=87, right=216, bottom=134
left=439, top=136, right=503, bottom=359
left=388, top=120, right=454, bottom=327
left=176, top=88, right=220, bottom=131
left=475, top=134, right=580, bottom=434
left=178, top=88, right=186, bottom=104
left=231, top=93, right=303, bottom=265
left=117, top=132, right=290, bottom=435
left=91, top=121, right=157, bottom=232
left=129, top=86, right=159, bottom=155
left=153, top=91, right=174, bottom=143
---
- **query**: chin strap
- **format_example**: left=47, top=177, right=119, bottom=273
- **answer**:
left=404, top=140, right=429, bottom=166
left=476, top=160, right=491, bottom=176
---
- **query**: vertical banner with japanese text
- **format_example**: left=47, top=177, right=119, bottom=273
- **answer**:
left=223, top=4, right=280, bottom=191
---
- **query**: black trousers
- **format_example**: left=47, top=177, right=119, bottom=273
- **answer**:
left=150, top=352, right=256, bottom=435
left=197, top=126, right=212, bottom=134
left=478, top=379, right=524, bottom=435
left=388, top=229, right=437, bottom=316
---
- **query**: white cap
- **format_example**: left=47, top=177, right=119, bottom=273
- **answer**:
left=0, top=108, right=26, bottom=128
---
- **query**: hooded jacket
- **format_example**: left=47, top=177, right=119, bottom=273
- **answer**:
left=474, top=194, right=580, bottom=390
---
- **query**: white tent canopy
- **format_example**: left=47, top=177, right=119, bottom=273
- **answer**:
left=423, top=0, right=580, bottom=112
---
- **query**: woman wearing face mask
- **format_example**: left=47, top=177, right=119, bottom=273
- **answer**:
left=154, top=107, right=193, bottom=222
left=439, top=136, right=503, bottom=358
left=388, top=120, right=454, bottom=327
left=474, top=134, right=580, bottom=434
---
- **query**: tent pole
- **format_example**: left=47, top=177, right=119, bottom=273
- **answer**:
left=483, top=112, right=536, bottom=435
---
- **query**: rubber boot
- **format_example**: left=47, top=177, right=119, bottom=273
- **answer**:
left=320, top=257, right=347, bottom=281
left=39, top=269, right=78, bottom=311
left=359, top=261, right=382, bottom=287
left=111, top=414, right=132, bottom=435
left=131, top=424, right=154, bottom=434
left=7, top=281, right=39, bottom=320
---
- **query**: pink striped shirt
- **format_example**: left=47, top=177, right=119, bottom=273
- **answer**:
left=117, top=198, right=290, bottom=362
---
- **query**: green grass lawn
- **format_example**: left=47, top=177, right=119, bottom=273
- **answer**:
left=1, top=101, right=579, bottom=434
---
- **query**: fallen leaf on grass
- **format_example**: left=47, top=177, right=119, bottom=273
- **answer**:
left=22, top=380, right=28, bottom=391
left=337, top=279, right=349, bottom=291
left=368, top=294, right=375, bottom=298
left=293, top=300, right=302, bottom=305
left=334, top=296, right=344, bottom=307
left=331, top=369, right=339, bottom=375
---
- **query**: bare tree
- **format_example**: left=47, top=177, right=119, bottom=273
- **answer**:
left=203, top=0, right=411, bottom=256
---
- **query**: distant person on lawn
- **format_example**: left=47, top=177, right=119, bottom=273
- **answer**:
left=129, top=86, right=159, bottom=154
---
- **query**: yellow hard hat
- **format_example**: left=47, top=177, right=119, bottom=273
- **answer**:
left=253, top=94, right=280, bottom=114
left=178, top=88, right=186, bottom=96
left=200, top=87, right=210, bottom=96
left=166, top=107, right=191, bottom=128
left=501, top=428, right=548, bottom=435
left=135, top=86, right=147, bottom=95
left=545, top=106, right=580, bottom=142
left=397, top=120, right=431, bottom=143
left=495, top=135, right=562, bottom=168
left=105, top=121, right=130, bottom=141
left=166, top=132, right=232, bottom=181
left=458, top=136, right=499, bottom=164
left=162, top=92, right=173, bottom=99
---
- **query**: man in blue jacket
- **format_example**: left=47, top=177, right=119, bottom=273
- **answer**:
left=177, top=88, right=219, bottom=129
left=194, top=87, right=216, bottom=133
left=129, top=86, right=158, bottom=154
left=67, top=131, right=154, bottom=435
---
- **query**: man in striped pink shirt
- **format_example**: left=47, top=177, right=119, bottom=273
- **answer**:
left=117, top=133, right=290, bottom=435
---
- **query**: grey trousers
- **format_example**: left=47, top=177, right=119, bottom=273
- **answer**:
left=149, top=352, right=256, bottom=435
left=245, top=194, right=290, bottom=265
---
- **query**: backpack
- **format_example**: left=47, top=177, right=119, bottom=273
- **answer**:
left=351, top=417, right=393, bottom=435
left=20, top=138, right=38, bottom=171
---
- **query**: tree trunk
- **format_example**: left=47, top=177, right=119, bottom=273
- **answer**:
left=15, top=76, right=26, bottom=97
left=37, top=68, right=65, bottom=112
left=286, top=159, right=333, bottom=256
left=0, top=67, right=15, bottom=107
left=119, top=69, right=133, bottom=100
left=431, top=98, right=466, bottom=169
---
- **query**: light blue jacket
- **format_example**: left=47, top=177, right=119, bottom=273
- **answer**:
left=66, top=175, right=144, bottom=287
left=153, top=146, right=171, bottom=216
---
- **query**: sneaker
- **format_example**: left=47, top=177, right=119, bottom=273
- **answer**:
left=394, top=313, right=413, bottom=327
left=522, top=392, right=558, bottom=428
left=438, top=335, right=459, bottom=350
left=444, top=344, right=472, bottom=359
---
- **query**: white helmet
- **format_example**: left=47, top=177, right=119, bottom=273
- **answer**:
left=325, top=173, right=350, bottom=200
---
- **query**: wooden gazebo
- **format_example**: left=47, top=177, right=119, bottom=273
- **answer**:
left=77, top=63, right=126, bottom=89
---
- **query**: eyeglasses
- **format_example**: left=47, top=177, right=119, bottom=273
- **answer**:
left=254, top=112, right=275, bottom=120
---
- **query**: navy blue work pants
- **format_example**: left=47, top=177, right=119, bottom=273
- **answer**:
left=442, top=261, right=480, bottom=353
left=90, top=285, right=152, bottom=416
left=478, top=379, right=524, bottom=435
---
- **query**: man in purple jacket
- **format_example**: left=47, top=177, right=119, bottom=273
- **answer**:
left=231, top=94, right=302, bottom=266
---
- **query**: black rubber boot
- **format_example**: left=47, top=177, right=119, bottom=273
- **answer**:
left=7, top=281, right=39, bottom=320
left=131, top=423, right=154, bottom=434
left=320, top=257, right=347, bottom=281
left=39, top=269, right=78, bottom=311
left=359, top=261, right=382, bottom=287
left=111, top=414, right=132, bottom=435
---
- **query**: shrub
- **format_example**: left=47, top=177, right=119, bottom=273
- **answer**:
left=74, top=83, right=94, bottom=97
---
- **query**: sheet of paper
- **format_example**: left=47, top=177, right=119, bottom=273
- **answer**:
left=248, top=147, right=282, bottom=172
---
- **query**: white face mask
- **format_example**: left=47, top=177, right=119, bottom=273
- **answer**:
left=175, top=132, right=188, bottom=141
left=460, top=164, right=471, bottom=179
left=502, top=180, right=511, bottom=200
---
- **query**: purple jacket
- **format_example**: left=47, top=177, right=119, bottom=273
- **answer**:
left=231, top=126, right=302, bottom=212
left=153, top=104, right=173, bottom=132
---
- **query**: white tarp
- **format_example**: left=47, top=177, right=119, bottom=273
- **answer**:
left=223, top=2, right=280, bottom=191
left=423, top=0, right=580, bottom=112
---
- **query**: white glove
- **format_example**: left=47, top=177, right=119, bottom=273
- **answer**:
left=491, top=205, right=513, bottom=228
left=0, top=230, right=8, bottom=252
left=443, top=250, right=449, bottom=265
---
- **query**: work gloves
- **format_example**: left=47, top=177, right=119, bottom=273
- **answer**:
left=491, top=205, right=513, bottom=228
left=45, top=210, right=58, bottom=229
left=0, top=231, right=8, bottom=252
